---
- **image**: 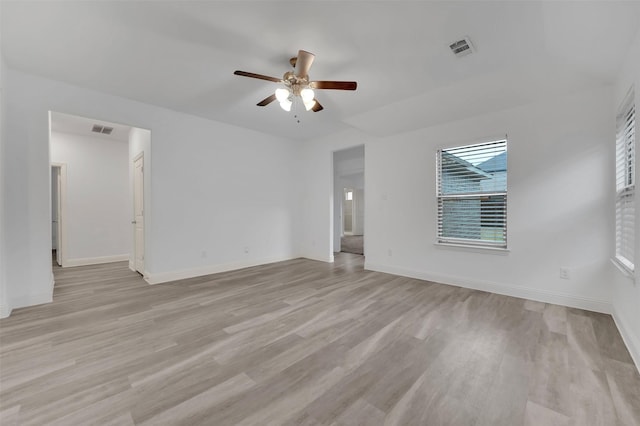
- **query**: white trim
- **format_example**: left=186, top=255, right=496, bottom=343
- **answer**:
left=1, top=276, right=56, bottom=317
left=611, top=257, right=635, bottom=281
left=433, top=134, right=509, bottom=156
left=64, top=254, right=129, bottom=267
left=145, top=256, right=297, bottom=285
left=9, top=291, right=53, bottom=311
left=611, top=307, right=640, bottom=374
left=302, top=254, right=335, bottom=263
left=0, top=302, right=12, bottom=319
left=364, top=261, right=612, bottom=314
left=132, top=151, right=145, bottom=274
left=434, top=242, right=510, bottom=255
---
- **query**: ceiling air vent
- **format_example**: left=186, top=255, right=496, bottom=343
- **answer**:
left=91, top=124, right=114, bottom=135
left=449, top=37, right=475, bottom=57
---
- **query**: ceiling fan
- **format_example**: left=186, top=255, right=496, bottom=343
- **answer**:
left=234, top=50, right=357, bottom=113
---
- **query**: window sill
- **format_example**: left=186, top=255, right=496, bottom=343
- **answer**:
left=611, top=257, right=635, bottom=282
left=434, top=242, right=510, bottom=255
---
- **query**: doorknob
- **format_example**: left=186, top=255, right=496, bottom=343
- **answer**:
left=131, top=220, right=137, bottom=224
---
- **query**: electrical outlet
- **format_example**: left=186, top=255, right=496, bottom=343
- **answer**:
left=559, top=267, right=570, bottom=280
left=388, top=249, right=392, bottom=257
left=201, top=250, right=207, bottom=259
left=244, top=246, right=249, bottom=254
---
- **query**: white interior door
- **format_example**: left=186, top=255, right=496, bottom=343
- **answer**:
left=51, top=167, right=58, bottom=251
left=55, top=168, right=62, bottom=266
left=51, top=165, right=64, bottom=266
left=133, top=155, right=144, bottom=274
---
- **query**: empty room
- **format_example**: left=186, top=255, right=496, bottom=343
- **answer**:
left=1, top=1, right=639, bottom=425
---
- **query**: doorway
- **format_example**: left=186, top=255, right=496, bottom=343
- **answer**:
left=333, top=146, right=365, bottom=256
left=48, top=111, right=151, bottom=280
left=133, top=153, right=144, bottom=274
left=50, top=163, right=66, bottom=266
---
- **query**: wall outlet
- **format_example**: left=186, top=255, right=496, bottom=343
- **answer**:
left=244, top=246, right=249, bottom=254
left=201, top=250, right=207, bottom=259
left=388, top=249, right=392, bottom=257
left=559, top=267, right=570, bottom=280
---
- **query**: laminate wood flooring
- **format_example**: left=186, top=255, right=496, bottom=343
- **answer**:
left=1, top=254, right=639, bottom=425
left=340, top=236, right=364, bottom=255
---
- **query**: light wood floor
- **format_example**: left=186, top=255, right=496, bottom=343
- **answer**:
left=1, top=254, right=639, bottom=425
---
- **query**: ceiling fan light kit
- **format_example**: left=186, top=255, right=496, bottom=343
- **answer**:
left=234, top=50, right=357, bottom=114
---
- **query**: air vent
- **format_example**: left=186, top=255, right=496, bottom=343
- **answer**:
left=449, top=37, right=475, bottom=57
left=91, top=124, right=114, bottom=135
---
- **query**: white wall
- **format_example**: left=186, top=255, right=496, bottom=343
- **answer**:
left=612, top=28, right=640, bottom=370
left=301, top=86, right=614, bottom=314
left=2, top=68, right=299, bottom=312
left=50, top=131, right=130, bottom=264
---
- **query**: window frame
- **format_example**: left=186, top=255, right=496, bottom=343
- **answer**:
left=614, top=88, right=635, bottom=275
left=436, top=138, right=508, bottom=250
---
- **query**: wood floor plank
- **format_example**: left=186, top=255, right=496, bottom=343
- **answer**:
left=1, top=253, right=639, bottom=425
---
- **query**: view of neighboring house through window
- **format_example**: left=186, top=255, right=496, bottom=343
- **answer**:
left=615, top=89, right=635, bottom=273
left=437, top=139, right=507, bottom=248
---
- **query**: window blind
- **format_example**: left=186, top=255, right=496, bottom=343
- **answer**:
left=615, top=91, right=635, bottom=272
left=437, top=139, right=507, bottom=248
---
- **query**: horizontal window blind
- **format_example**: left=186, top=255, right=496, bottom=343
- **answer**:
left=437, top=139, right=507, bottom=248
left=615, top=91, right=635, bottom=272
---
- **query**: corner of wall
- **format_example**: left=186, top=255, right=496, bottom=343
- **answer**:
left=0, top=303, right=11, bottom=319
left=365, top=261, right=613, bottom=315
left=612, top=304, right=640, bottom=374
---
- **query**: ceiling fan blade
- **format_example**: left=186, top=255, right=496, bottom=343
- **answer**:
left=295, top=50, right=315, bottom=78
left=311, top=99, right=324, bottom=112
left=257, top=94, right=276, bottom=107
left=234, top=70, right=282, bottom=83
left=310, top=81, right=357, bottom=90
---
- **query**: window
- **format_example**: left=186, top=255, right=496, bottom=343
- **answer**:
left=345, top=191, right=353, bottom=201
left=615, top=89, right=635, bottom=273
left=437, top=139, right=507, bottom=248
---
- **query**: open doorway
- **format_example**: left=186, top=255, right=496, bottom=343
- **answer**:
left=49, top=111, right=151, bottom=282
left=50, top=163, right=66, bottom=266
left=333, top=146, right=365, bottom=256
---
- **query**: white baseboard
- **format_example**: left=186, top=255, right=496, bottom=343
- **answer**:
left=1, top=275, right=55, bottom=318
left=8, top=291, right=53, bottom=312
left=145, top=256, right=296, bottom=285
left=64, top=254, right=129, bottom=268
left=0, top=302, right=12, bottom=319
left=364, top=262, right=612, bottom=314
left=611, top=308, right=640, bottom=374
left=301, top=253, right=335, bottom=263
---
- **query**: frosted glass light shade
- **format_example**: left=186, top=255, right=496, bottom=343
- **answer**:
left=300, top=88, right=314, bottom=102
left=303, top=99, right=316, bottom=111
left=279, top=99, right=292, bottom=111
left=275, top=88, right=290, bottom=102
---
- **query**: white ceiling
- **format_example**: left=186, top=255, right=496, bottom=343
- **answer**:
left=3, top=1, right=639, bottom=141
left=50, top=111, right=132, bottom=143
